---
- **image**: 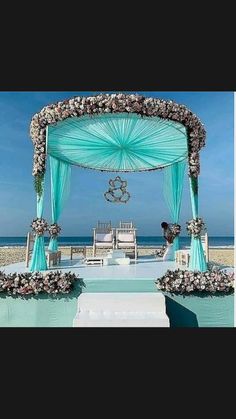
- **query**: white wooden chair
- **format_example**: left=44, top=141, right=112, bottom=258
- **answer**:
left=175, top=232, right=209, bottom=266
left=25, top=232, right=61, bottom=268
left=25, top=232, right=35, bottom=268
left=119, top=221, right=134, bottom=229
left=115, top=225, right=137, bottom=261
left=201, top=232, right=209, bottom=263
left=92, top=221, right=115, bottom=257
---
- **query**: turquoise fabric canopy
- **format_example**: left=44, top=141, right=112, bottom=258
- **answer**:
left=29, top=109, right=207, bottom=273
left=47, top=113, right=188, bottom=171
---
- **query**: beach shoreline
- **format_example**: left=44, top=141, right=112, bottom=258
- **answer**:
left=0, top=245, right=234, bottom=268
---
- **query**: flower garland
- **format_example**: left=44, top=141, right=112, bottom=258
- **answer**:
left=0, top=270, right=84, bottom=296
left=186, top=218, right=205, bottom=238
left=31, top=218, right=48, bottom=236
left=156, top=268, right=234, bottom=294
left=30, top=94, right=206, bottom=194
left=48, top=223, right=61, bottom=238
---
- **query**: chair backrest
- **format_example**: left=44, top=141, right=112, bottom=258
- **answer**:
left=25, top=232, right=35, bottom=267
left=96, top=221, right=112, bottom=233
left=119, top=221, right=134, bottom=229
left=93, top=222, right=113, bottom=245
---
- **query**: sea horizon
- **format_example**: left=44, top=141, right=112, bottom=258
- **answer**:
left=0, top=235, right=234, bottom=248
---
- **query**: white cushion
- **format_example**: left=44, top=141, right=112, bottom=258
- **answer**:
left=96, top=233, right=112, bottom=242
left=95, top=242, right=113, bottom=247
left=117, top=242, right=135, bottom=247
left=117, top=233, right=134, bottom=242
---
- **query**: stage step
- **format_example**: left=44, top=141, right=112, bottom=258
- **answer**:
left=73, top=292, right=169, bottom=327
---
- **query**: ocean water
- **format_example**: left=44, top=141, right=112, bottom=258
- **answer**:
left=0, top=236, right=234, bottom=248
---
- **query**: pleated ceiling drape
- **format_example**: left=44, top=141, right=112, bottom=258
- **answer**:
left=47, top=113, right=188, bottom=171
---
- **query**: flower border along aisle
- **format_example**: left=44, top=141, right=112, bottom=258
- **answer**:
left=155, top=268, right=234, bottom=327
left=0, top=271, right=84, bottom=296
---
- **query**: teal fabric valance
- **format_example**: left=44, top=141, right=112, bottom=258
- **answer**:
left=47, top=113, right=188, bottom=172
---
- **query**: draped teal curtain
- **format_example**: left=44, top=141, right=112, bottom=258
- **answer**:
left=189, top=177, right=207, bottom=272
left=29, top=190, right=47, bottom=272
left=48, top=157, right=71, bottom=251
left=163, top=161, right=186, bottom=256
left=47, top=113, right=188, bottom=172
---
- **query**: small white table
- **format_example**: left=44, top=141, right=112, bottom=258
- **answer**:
left=103, top=250, right=130, bottom=266
left=84, top=257, right=103, bottom=266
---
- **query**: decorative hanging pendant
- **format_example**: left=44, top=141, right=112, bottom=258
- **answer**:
left=104, top=176, right=130, bottom=203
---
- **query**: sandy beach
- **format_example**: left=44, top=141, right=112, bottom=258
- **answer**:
left=0, top=246, right=234, bottom=268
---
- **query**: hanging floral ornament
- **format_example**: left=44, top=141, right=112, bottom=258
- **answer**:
left=31, top=218, right=48, bottom=236
left=186, top=218, right=205, bottom=238
left=48, top=223, right=61, bottom=238
left=104, top=176, right=130, bottom=203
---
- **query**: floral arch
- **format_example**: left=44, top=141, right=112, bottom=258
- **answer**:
left=29, top=93, right=207, bottom=272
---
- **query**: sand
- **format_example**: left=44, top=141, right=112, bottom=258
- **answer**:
left=0, top=246, right=234, bottom=268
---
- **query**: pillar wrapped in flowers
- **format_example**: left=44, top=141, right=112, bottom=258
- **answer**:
left=29, top=216, right=48, bottom=271
left=29, top=189, right=48, bottom=271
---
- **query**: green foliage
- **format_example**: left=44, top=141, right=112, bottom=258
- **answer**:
left=34, top=174, right=44, bottom=196
left=191, top=176, right=198, bottom=195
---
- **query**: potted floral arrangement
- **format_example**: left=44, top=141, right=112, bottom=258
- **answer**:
left=156, top=268, right=234, bottom=327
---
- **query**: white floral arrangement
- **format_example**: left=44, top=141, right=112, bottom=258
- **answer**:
left=30, top=93, right=206, bottom=194
left=31, top=218, right=48, bottom=236
left=186, top=218, right=205, bottom=238
left=156, top=268, right=234, bottom=294
left=169, top=223, right=181, bottom=238
left=48, top=223, right=61, bottom=238
left=0, top=271, right=84, bottom=296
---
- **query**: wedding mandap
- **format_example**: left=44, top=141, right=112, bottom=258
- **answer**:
left=29, top=93, right=208, bottom=272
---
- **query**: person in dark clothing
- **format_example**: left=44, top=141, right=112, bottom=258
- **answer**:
left=161, top=221, right=173, bottom=244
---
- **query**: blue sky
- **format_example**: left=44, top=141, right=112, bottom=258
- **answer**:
left=0, top=91, right=234, bottom=236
